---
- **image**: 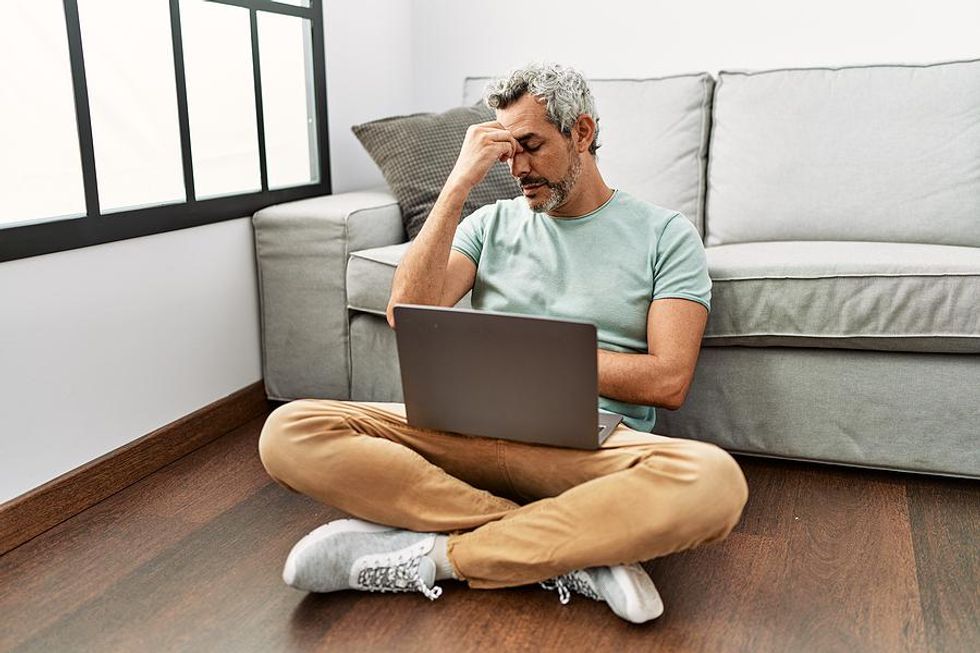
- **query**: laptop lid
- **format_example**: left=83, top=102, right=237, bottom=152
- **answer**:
left=393, top=304, right=619, bottom=449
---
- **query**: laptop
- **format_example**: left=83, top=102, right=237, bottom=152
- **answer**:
left=392, top=304, right=623, bottom=449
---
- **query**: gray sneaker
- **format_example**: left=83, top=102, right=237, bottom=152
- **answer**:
left=540, top=563, right=664, bottom=623
left=282, top=518, right=443, bottom=600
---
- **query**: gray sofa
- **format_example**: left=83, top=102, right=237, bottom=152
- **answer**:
left=252, top=59, right=980, bottom=478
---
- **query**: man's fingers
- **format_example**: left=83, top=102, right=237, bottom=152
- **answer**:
left=451, top=120, right=521, bottom=187
left=495, top=141, right=515, bottom=162
left=466, top=121, right=520, bottom=162
left=480, top=128, right=517, bottom=143
left=481, top=130, right=521, bottom=161
left=468, top=121, right=508, bottom=138
left=470, top=122, right=518, bottom=144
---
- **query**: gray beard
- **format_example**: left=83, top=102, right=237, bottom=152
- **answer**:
left=528, top=153, right=583, bottom=214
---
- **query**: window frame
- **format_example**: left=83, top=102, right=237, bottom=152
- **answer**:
left=0, top=0, right=330, bottom=263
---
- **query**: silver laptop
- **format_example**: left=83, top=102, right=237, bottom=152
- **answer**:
left=392, top=304, right=623, bottom=449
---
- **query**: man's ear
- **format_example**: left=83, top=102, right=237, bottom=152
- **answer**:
left=572, top=114, right=596, bottom=154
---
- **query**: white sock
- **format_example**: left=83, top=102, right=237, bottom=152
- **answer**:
left=428, top=535, right=459, bottom=580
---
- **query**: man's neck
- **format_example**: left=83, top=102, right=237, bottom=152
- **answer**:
left=547, top=162, right=614, bottom=219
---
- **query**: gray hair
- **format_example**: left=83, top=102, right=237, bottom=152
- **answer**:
left=484, top=62, right=600, bottom=156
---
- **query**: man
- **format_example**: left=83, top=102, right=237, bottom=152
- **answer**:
left=258, top=63, right=748, bottom=624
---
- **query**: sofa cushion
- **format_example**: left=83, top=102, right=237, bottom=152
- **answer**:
left=352, top=104, right=520, bottom=241
left=705, top=58, right=980, bottom=247
left=704, top=241, right=980, bottom=353
left=464, top=74, right=714, bottom=236
left=347, top=242, right=472, bottom=315
left=349, top=241, right=979, bottom=354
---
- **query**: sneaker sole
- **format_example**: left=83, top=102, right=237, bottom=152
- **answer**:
left=611, top=564, right=665, bottom=623
left=283, top=518, right=395, bottom=587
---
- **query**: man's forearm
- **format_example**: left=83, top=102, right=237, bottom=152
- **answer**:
left=387, top=183, right=470, bottom=315
left=597, top=348, right=685, bottom=410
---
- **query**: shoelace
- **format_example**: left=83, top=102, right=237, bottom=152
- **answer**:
left=540, top=571, right=601, bottom=605
left=356, top=553, right=443, bottom=601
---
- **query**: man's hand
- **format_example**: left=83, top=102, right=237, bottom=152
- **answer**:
left=446, top=121, right=522, bottom=191
left=387, top=123, right=512, bottom=328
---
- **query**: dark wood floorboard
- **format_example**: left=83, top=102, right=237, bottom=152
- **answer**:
left=1, top=410, right=977, bottom=652
left=907, top=476, right=980, bottom=653
left=643, top=461, right=925, bottom=652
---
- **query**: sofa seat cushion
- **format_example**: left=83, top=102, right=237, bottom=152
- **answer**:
left=705, top=241, right=980, bottom=353
left=349, top=241, right=980, bottom=354
left=347, top=242, right=472, bottom=314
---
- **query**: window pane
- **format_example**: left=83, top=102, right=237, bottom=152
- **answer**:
left=179, top=0, right=260, bottom=199
left=258, top=12, right=319, bottom=190
left=0, top=0, right=86, bottom=228
left=77, top=0, right=185, bottom=213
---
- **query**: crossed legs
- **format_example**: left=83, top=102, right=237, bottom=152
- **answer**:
left=258, top=399, right=748, bottom=589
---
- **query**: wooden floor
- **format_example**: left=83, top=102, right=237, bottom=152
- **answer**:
left=1, top=410, right=977, bottom=653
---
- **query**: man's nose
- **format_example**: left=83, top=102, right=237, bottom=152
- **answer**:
left=509, top=150, right=530, bottom=178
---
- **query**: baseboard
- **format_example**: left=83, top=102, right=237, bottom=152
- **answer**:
left=0, top=381, right=272, bottom=556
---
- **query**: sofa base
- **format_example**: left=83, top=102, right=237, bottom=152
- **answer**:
left=660, top=346, right=979, bottom=477
left=724, top=450, right=978, bottom=481
left=349, top=311, right=979, bottom=478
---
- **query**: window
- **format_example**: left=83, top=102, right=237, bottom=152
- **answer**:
left=0, top=0, right=330, bottom=262
left=258, top=11, right=319, bottom=190
left=79, top=0, right=186, bottom=213
left=181, top=0, right=262, bottom=198
left=0, top=1, right=87, bottom=229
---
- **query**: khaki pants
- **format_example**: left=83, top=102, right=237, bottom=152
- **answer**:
left=258, top=399, right=748, bottom=590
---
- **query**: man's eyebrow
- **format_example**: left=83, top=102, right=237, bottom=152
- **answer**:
left=515, top=133, right=540, bottom=144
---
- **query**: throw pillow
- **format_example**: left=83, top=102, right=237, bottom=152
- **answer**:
left=352, top=103, right=521, bottom=240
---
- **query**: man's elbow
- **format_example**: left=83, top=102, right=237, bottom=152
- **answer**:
left=659, top=394, right=684, bottom=412
left=658, top=376, right=693, bottom=411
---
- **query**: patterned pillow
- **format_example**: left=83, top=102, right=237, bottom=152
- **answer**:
left=352, top=103, right=521, bottom=240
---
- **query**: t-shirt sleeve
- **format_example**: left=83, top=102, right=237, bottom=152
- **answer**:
left=450, top=204, right=490, bottom=267
left=652, top=214, right=711, bottom=313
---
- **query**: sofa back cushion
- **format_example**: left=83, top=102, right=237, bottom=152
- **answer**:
left=464, top=74, right=714, bottom=236
left=705, top=58, right=980, bottom=247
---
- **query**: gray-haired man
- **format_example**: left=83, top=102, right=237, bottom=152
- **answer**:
left=258, top=63, right=748, bottom=624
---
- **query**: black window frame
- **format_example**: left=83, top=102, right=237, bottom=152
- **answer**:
left=0, top=0, right=330, bottom=263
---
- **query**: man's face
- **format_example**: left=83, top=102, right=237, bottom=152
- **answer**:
left=495, top=94, right=582, bottom=213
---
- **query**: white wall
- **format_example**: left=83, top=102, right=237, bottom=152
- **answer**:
left=324, top=0, right=414, bottom=192
left=0, top=219, right=262, bottom=503
left=409, top=0, right=980, bottom=113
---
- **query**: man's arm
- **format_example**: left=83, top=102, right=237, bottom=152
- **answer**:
left=385, top=121, right=520, bottom=329
left=386, top=184, right=470, bottom=326
left=597, top=298, right=708, bottom=410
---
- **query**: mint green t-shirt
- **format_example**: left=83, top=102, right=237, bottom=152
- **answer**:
left=450, top=189, right=711, bottom=433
